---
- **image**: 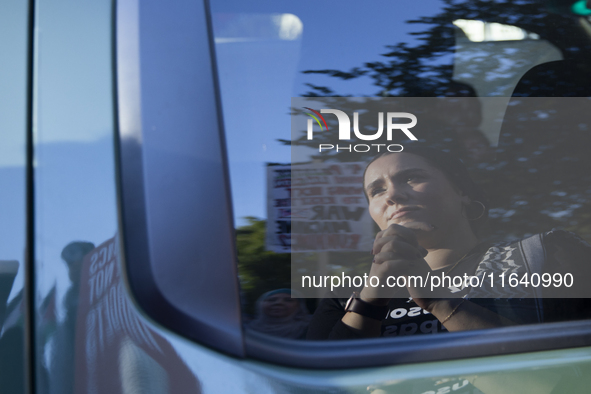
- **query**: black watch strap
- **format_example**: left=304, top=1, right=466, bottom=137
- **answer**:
left=344, top=292, right=388, bottom=321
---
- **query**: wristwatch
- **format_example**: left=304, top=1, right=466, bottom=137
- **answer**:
left=344, top=292, right=389, bottom=321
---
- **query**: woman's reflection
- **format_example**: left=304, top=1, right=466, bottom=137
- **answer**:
left=247, top=289, right=311, bottom=339
left=307, top=147, right=591, bottom=340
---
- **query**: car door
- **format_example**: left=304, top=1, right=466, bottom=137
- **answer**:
left=0, top=0, right=30, bottom=392
left=25, top=0, right=591, bottom=393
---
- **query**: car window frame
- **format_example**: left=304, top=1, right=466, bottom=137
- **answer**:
left=115, top=0, right=591, bottom=368
left=115, top=0, right=244, bottom=357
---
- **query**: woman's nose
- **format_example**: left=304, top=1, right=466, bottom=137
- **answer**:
left=386, top=185, right=409, bottom=204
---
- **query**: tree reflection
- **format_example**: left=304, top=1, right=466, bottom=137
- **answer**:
left=294, top=0, right=591, bottom=241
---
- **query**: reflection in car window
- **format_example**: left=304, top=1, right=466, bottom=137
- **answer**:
left=210, top=0, right=591, bottom=341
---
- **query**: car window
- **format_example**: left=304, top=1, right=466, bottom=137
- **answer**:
left=210, top=0, right=591, bottom=343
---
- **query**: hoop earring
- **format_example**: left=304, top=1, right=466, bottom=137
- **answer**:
left=463, top=200, right=486, bottom=221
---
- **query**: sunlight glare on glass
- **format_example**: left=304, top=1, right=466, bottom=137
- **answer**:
left=214, top=13, right=302, bottom=43
left=273, top=14, right=303, bottom=41
left=453, top=19, right=539, bottom=42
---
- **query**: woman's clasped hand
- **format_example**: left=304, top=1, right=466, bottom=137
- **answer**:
left=361, top=222, right=434, bottom=305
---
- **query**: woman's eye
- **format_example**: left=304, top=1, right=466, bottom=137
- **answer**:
left=406, top=175, right=423, bottom=183
left=370, top=188, right=385, bottom=197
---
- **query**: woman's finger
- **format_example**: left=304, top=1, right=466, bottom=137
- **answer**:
left=373, top=239, right=422, bottom=262
left=370, top=258, right=414, bottom=277
left=373, top=235, right=406, bottom=256
left=382, top=223, right=419, bottom=243
left=399, top=221, right=436, bottom=232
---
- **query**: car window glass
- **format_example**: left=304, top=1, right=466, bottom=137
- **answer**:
left=210, top=0, right=591, bottom=340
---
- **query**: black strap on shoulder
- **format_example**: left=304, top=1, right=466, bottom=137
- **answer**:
left=518, top=233, right=546, bottom=322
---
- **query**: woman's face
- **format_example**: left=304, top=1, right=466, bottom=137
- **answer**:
left=261, top=293, right=300, bottom=318
left=364, top=153, right=471, bottom=235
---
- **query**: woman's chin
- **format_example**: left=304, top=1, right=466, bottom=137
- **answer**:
left=395, top=221, right=436, bottom=232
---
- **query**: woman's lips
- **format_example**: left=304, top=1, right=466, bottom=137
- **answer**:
left=389, top=206, right=420, bottom=221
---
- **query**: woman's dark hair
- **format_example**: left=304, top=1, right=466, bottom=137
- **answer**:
left=362, top=146, right=489, bottom=235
